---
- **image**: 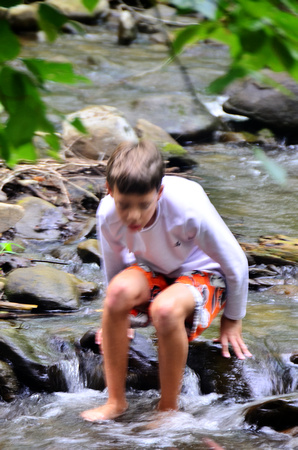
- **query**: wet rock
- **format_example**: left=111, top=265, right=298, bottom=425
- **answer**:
left=245, top=398, right=298, bottom=432
left=135, top=118, right=186, bottom=156
left=123, top=94, right=220, bottom=141
left=15, top=196, right=68, bottom=240
left=46, top=0, right=109, bottom=23
left=223, top=71, right=298, bottom=137
left=0, top=254, right=31, bottom=274
left=63, top=105, right=138, bottom=160
left=4, top=266, right=81, bottom=311
left=0, top=328, right=51, bottom=391
left=0, top=203, right=24, bottom=233
left=64, top=217, right=97, bottom=244
left=0, top=360, right=20, bottom=402
left=187, top=341, right=252, bottom=400
left=7, top=4, right=39, bottom=31
left=118, top=10, right=137, bottom=45
left=68, top=273, right=99, bottom=299
left=241, top=235, right=298, bottom=266
left=78, top=330, right=159, bottom=391
left=77, top=239, right=101, bottom=265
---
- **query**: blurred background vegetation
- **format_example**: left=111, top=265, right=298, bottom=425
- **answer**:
left=0, top=0, right=297, bottom=166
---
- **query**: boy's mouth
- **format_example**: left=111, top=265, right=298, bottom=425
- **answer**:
left=128, top=224, right=142, bottom=231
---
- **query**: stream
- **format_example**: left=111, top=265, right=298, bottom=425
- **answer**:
left=1, top=15, right=298, bottom=449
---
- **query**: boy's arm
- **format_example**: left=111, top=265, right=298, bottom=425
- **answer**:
left=100, top=230, right=128, bottom=284
left=96, top=200, right=129, bottom=284
left=192, top=191, right=248, bottom=320
left=190, top=187, right=251, bottom=358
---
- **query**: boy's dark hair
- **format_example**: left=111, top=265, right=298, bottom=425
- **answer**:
left=106, top=140, right=164, bottom=194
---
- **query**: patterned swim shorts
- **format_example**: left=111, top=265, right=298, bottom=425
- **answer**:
left=126, top=264, right=226, bottom=342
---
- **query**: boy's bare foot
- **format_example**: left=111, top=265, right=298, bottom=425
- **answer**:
left=80, top=402, right=128, bottom=422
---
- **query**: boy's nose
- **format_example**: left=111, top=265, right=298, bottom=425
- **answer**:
left=128, top=208, right=141, bottom=222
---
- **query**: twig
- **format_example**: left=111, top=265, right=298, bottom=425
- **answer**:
left=0, top=301, right=38, bottom=311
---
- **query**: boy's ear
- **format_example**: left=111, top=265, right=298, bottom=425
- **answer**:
left=106, top=182, right=113, bottom=197
left=158, top=184, right=164, bottom=200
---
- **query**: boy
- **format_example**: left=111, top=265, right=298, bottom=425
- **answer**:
left=81, top=140, right=251, bottom=422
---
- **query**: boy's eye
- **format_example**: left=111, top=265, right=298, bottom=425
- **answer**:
left=118, top=203, right=129, bottom=210
left=140, top=203, right=150, bottom=210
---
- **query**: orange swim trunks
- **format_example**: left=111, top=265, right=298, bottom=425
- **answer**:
left=125, top=264, right=226, bottom=342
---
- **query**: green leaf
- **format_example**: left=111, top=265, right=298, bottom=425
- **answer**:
left=207, top=64, right=251, bottom=93
left=6, top=141, right=37, bottom=166
left=0, top=67, right=45, bottom=145
left=173, top=24, right=207, bottom=55
left=23, top=59, right=90, bottom=84
left=38, top=3, right=68, bottom=42
left=0, top=0, right=21, bottom=6
left=0, top=130, right=10, bottom=161
left=253, top=147, right=287, bottom=185
left=70, top=117, right=88, bottom=134
left=82, top=0, right=100, bottom=13
left=0, top=19, right=20, bottom=62
left=43, top=132, right=60, bottom=151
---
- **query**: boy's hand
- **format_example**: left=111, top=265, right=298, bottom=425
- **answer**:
left=219, top=315, right=252, bottom=360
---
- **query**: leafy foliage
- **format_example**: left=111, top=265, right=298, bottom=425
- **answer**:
left=0, top=1, right=96, bottom=166
left=172, top=0, right=298, bottom=92
left=0, top=242, right=24, bottom=255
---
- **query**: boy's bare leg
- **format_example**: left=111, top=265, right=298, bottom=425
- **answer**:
left=80, top=269, right=150, bottom=421
left=150, top=283, right=195, bottom=411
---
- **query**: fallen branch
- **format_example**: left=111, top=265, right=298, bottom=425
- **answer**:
left=0, top=301, right=38, bottom=311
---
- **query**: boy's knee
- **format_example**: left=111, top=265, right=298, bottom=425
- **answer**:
left=150, top=300, right=181, bottom=334
left=105, top=279, right=133, bottom=314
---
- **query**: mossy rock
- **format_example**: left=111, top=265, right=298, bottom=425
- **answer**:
left=241, top=235, right=298, bottom=265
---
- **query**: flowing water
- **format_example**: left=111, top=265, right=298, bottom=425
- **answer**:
left=1, top=19, right=298, bottom=449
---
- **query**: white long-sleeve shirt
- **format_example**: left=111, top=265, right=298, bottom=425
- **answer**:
left=97, top=176, right=248, bottom=320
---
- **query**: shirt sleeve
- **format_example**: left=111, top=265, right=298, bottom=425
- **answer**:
left=96, top=203, right=127, bottom=285
left=189, top=188, right=248, bottom=320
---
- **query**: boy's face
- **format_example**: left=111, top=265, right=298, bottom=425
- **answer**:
left=107, top=184, right=163, bottom=232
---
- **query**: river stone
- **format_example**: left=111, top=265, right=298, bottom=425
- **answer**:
left=7, top=4, right=39, bottom=31
left=118, top=10, right=137, bottom=45
left=122, top=94, right=220, bottom=140
left=62, top=106, right=138, bottom=160
left=4, top=266, right=80, bottom=311
left=46, top=0, right=109, bottom=22
left=14, top=196, right=68, bottom=240
left=245, top=398, right=298, bottom=432
left=0, top=203, right=24, bottom=233
left=135, top=118, right=186, bottom=155
left=68, top=273, right=99, bottom=299
left=77, top=239, right=101, bottom=265
left=0, top=360, right=19, bottom=402
left=78, top=330, right=159, bottom=391
left=223, top=71, right=298, bottom=135
left=187, top=340, right=252, bottom=400
left=0, top=328, right=51, bottom=391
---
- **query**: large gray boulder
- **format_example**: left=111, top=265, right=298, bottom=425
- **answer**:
left=46, top=0, right=109, bottom=22
left=4, top=266, right=82, bottom=311
left=223, top=71, right=298, bottom=136
left=63, top=105, right=139, bottom=160
left=121, top=94, right=220, bottom=140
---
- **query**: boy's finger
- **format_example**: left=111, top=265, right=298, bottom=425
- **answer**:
left=220, top=337, right=231, bottom=358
